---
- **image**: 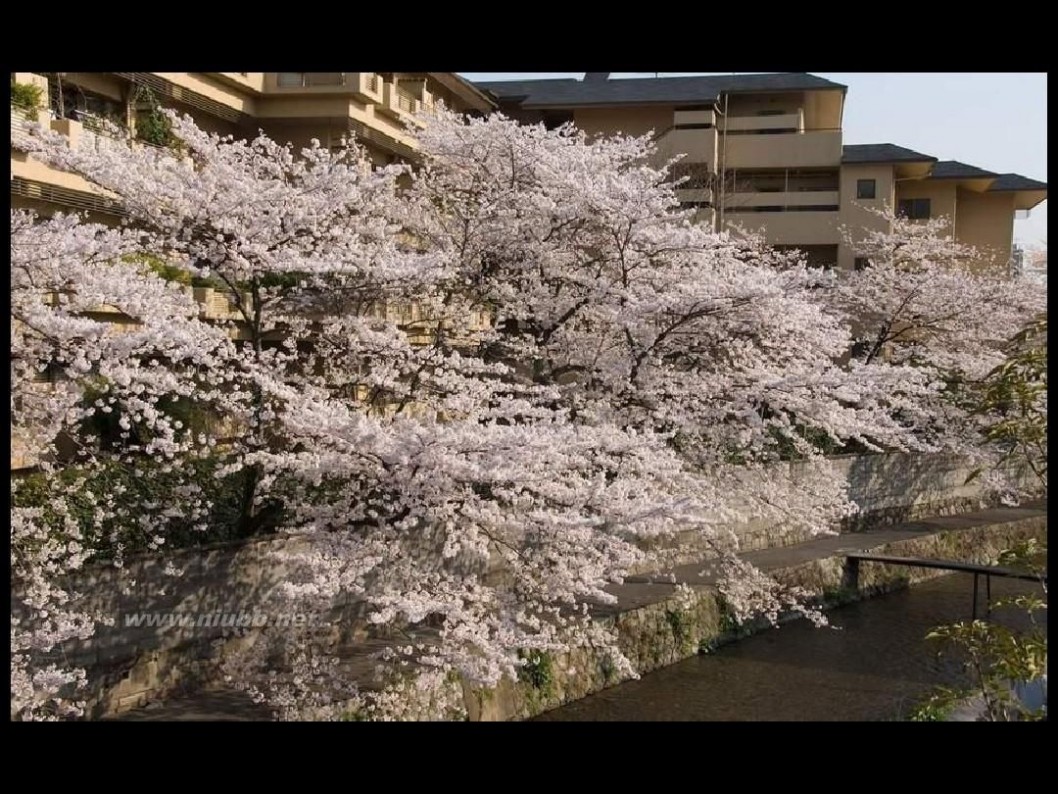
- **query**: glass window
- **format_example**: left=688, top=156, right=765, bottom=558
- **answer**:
left=856, top=179, right=876, bottom=199
left=897, top=198, right=931, bottom=219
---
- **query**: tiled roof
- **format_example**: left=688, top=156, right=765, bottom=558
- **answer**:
left=988, top=173, right=1048, bottom=191
left=929, top=160, right=999, bottom=179
left=841, top=144, right=937, bottom=164
left=474, top=73, right=846, bottom=108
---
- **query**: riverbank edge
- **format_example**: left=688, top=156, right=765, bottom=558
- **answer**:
left=466, top=505, right=1047, bottom=721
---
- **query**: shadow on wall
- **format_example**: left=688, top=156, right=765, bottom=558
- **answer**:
left=838, top=452, right=1039, bottom=532
left=23, top=518, right=498, bottom=718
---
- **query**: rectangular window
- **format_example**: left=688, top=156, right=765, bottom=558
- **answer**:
left=897, top=198, right=931, bottom=219
left=854, top=257, right=870, bottom=271
left=856, top=179, right=876, bottom=200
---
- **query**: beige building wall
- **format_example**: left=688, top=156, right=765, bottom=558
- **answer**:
left=953, top=189, right=1017, bottom=273
left=837, top=163, right=896, bottom=270
left=723, top=131, right=842, bottom=170
left=573, top=105, right=675, bottom=138
left=723, top=210, right=840, bottom=246
left=894, top=180, right=958, bottom=231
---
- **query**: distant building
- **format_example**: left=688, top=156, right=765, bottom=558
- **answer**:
left=474, top=73, right=1047, bottom=273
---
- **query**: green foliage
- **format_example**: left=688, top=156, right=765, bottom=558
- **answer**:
left=716, top=596, right=741, bottom=635
left=908, top=689, right=959, bottom=721
left=136, top=105, right=176, bottom=148
left=124, top=252, right=220, bottom=289
left=518, top=650, right=555, bottom=692
left=964, top=315, right=1047, bottom=490
left=133, top=85, right=179, bottom=149
left=918, top=541, right=1047, bottom=721
left=75, top=380, right=215, bottom=453
left=11, top=454, right=255, bottom=559
left=12, top=82, right=44, bottom=117
left=126, top=252, right=192, bottom=286
left=598, top=655, right=617, bottom=684
left=665, top=607, right=689, bottom=647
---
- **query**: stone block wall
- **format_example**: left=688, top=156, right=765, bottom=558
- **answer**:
left=16, top=451, right=1040, bottom=718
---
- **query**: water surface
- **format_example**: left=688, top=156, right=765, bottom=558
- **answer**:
left=535, top=573, right=1046, bottom=721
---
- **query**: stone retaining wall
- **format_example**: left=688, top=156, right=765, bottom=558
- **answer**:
left=17, top=452, right=1041, bottom=719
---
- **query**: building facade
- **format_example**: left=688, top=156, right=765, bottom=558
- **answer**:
left=11, top=72, right=494, bottom=222
left=474, top=73, right=1047, bottom=273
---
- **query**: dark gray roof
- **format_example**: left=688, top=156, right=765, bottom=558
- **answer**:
left=929, top=160, right=998, bottom=179
left=842, top=143, right=937, bottom=164
left=474, top=73, right=846, bottom=108
left=988, top=173, right=1047, bottom=192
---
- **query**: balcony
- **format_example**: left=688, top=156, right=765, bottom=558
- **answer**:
left=722, top=130, right=842, bottom=169
left=673, top=108, right=715, bottom=127
left=722, top=206, right=840, bottom=245
left=721, top=110, right=804, bottom=134
left=10, top=104, right=43, bottom=150
left=379, top=82, right=423, bottom=126
left=675, top=187, right=714, bottom=205
left=655, top=126, right=718, bottom=170
left=353, top=72, right=383, bottom=103
left=276, top=72, right=344, bottom=88
left=724, top=190, right=839, bottom=210
left=266, top=72, right=383, bottom=103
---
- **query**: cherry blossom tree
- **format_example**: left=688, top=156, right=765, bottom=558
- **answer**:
left=10, top=210, right=236, bottom=719
left=831, top=210, right=1046, bottom=492
left=13, top=111, right=1002, bottom=720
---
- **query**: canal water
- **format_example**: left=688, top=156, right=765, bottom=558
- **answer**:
left=535, top=573, right=1047, bottom=721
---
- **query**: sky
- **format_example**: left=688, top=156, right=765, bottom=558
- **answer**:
left=459, top=73, right=1047, bottom=247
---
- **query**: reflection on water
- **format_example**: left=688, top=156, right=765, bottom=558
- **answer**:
left=535, top=573, right=1046, bottom=721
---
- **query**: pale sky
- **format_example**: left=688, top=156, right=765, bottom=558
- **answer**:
left=459, top=73, right=1047, bottom=247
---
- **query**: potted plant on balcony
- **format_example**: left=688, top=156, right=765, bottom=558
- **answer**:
left=133, top=85, right=177, bottom=149
left=11, top=82, right=44, bottom=120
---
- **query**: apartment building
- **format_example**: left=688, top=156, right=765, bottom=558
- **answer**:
left=474, top=72, right=1047, bottom=273
left=11, top=71, right=494, bottom=222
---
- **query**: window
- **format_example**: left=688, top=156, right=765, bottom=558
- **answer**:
left=897, top=198, right=931, bottom=219
left=854, top=257, right=870, bottom=271
left=856, top=179, right=876, bottom=200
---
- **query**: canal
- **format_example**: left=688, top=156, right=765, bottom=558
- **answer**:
left=535, top=572, right=1046, bottom=721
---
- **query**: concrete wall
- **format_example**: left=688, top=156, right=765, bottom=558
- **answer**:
left=573, top=105, right=674, bottom=138
left=895, top=179, right=958, bottom=229
left=953, top=189, right=1016, bottom=273
left=724, top=209, right=840, bottom=245
left=838, top=163, right=895, bottom=270
left=723, top=131, right=842, bottom=170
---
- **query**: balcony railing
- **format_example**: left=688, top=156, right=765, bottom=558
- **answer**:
left=725, top=190, right=840, bottom=211
left=721, top=110, right=805, bottom=134
left=276, top=72, right=346, bottom=88
left=10, top=105, right=36, bottom=149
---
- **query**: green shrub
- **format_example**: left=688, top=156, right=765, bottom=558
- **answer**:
left=12, top=454, right=261, bottom=560
left=12, top=82, right=44, bottom=117
left=136, top=106, right=176, bottom=148
left=517, top=650, right=554, bottom=692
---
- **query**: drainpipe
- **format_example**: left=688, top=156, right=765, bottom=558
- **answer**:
left=717, top=94, right=728, bottom=233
